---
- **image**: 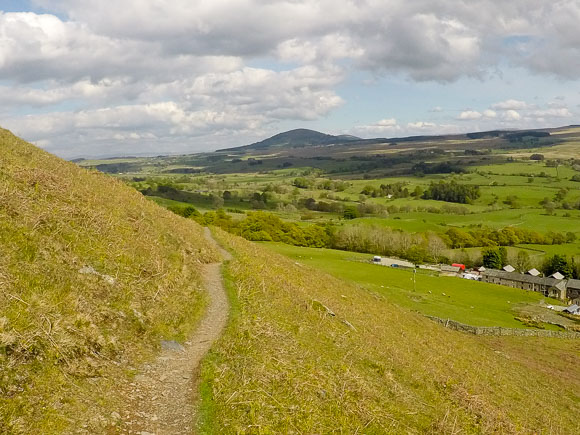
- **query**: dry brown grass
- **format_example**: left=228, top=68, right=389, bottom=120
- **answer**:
left=0, top=128, right=218, bottom=433
left=200, top=228, right=580, bottom=433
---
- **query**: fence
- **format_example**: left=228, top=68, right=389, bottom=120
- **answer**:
left=426, top=315, right=580, bottom=339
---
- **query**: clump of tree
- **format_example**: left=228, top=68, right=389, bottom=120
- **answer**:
left=444, top=226, right=569, bottom=248
left=293, top=177, right=314, bottom=189
left=421, top=181, right=480, bottom=204
left=196, top=210, right=332, bottom=248
left=360, top=182, right=410, bottom=198
left=332, top=225, right=447, bottom=264
left=316, top=179, right=349, bottom=191
left=166, top=205, right=200, bottom=219
left=482, top=246, right=508, bottom=269
left=412, top=162, right=465, bottom=174
left=542, top=254, right=578, bottom=279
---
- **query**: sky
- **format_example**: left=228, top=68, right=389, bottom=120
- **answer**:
left=0, top=1, right=579, bottom=158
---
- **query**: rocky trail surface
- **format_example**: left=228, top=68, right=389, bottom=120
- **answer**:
left=119, top=228, right=231, bottom=434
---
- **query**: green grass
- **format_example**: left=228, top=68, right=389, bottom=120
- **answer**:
left=262, top=243, right=562, bottom=328
left=352, top=208, right=580, bottom=235
left=199, top=229, right=580, bottom=433
left=147, top=195, right=212, bottom=212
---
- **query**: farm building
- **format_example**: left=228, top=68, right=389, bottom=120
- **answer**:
left=567, top=279, right=580, bottom=304
left=440, top=265, right=461, bottom=276
left=480, top=269, right=566, bottom=299
left=563, top=304, right=580, bottom=315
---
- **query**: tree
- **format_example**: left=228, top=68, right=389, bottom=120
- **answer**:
left=211, top=195, right=224, bottom=209
left=293, top=177, right=311, bottom=188
left=543, top=202, right=556, bottom=215
left=411, top=185, right=424, bottom=198
left=343, top=206, right=359, bottom=220
left=514, top=251, right=531, bottom=273
left=427, top=234, right=447, bottom=262
left=542, top=254, right=574, bottom=278
left=530, top=153, right=544, bottom=161
left=482, top=247, right=503, bottom=269
left=422, top=181, right=480, bottom=204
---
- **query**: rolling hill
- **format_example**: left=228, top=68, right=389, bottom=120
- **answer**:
left=0, top=128, right=218, bottom=432
left=221, top=128, right=364, bottom=151
left=219, top=125, right=570, bottom=154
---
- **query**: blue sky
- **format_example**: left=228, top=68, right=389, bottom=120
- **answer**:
left=1, top=1, right=578, bottom=157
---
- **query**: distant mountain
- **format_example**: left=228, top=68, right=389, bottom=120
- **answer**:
left=221, top=128, right=362, bottom=151
left=220, top=125, right=569, bottom=153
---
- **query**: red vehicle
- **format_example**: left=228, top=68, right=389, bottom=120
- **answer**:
left=452, top=263, right=466, bottom=271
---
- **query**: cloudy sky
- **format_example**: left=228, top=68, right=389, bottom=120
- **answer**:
left=1, top=1, right=579, bottom=158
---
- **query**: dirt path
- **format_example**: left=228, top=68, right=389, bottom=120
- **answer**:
left=120, top=228, right=231, bottom=434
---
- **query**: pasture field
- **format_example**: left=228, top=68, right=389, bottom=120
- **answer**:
left=263, top=243, right=564, bottom=329
left=352, top=208, right=580, bottom=234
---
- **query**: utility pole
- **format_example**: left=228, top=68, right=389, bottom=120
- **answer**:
left=413, top=267, right=417, bottom=292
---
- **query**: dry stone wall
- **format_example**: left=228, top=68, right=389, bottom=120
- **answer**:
left=426, top=315, right=580, bottom=339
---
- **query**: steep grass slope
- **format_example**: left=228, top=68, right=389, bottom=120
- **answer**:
left=201, top=229, right=579, bottom=433
left=0, top=128, right=218, bottom=433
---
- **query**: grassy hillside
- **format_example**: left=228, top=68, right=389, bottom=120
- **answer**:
left=200, top=229, right=579, bottom=433
left=0, top=128, right=218, bottom=433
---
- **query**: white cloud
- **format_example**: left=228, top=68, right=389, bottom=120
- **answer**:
left=458, top=110, right=482, bottom=120
left=2, top=64, right=345, bottom=156
left=407, top=121, right=436, bottom=129
left=376, top=118, right=398, bottom=127
left=352, top=118, right=401, bottom=136
left=529, top=108, right=572, bottom=118
left=491, top=99, right=528, bottom=110
left=503, top=109, right=521, bottom=120
left=0, top=1, right=578, bottom=156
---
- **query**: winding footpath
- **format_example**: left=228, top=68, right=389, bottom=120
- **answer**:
left=120, top=228, right=231, bottom=434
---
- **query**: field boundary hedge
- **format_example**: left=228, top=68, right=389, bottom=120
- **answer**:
left=426, top=315, right=580, bottom=339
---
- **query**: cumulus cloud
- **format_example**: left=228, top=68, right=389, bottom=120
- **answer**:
left=458, top=110, right=482, bottom=120
left=407, top=121, right=436, bottom=129
left=3, top=64, right=344, bottom=156
left=529, top=108, right=572, bottom=118
left=352, top=118, right=401, bottom=136
left=503, top=109, right=521, bottom=121
left=0, top=1, right=578, bottom=156
left=30, top=0, right=580, bottom=79
left=491, top=99, right=529, bottom=110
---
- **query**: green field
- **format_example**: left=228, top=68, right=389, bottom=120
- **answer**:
left=352, top=208, right=580, bottom=234
left=263, top=243, right=564, bottom=329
